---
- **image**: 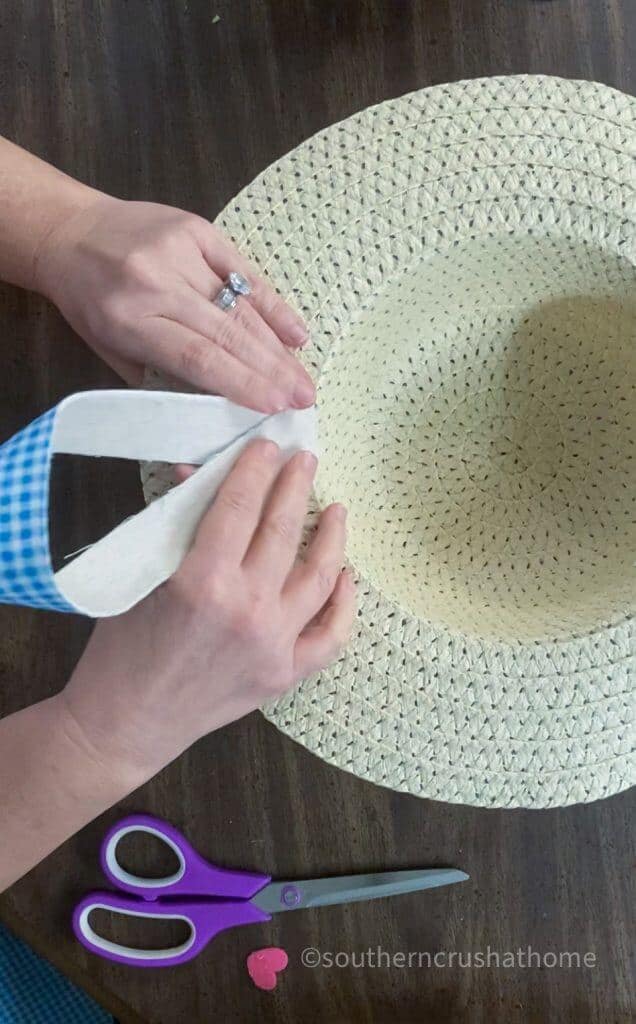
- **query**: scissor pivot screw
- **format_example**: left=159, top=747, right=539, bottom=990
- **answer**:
left=281, top=885, right=301, bottom=907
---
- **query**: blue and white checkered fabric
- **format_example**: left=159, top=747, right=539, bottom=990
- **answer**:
left=0, top=408, right=73, bottom=612
left=0, top=923, right=113, bottom=1024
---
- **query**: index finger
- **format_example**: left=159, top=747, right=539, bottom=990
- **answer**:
left=185, top=439, right=281, bottom=569
left=243, top=449, right=317, bottom=586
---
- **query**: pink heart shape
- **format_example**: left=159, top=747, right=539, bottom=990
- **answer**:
left=246, top=947, right=289, bottom=991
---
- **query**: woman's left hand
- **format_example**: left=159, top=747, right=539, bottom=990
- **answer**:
left=35, top=195, right=315, bottom=413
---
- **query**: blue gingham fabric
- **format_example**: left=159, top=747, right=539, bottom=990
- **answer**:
left=0, top=408, right=73, bottom=613
left=0, top=924, right=113, bottom=1024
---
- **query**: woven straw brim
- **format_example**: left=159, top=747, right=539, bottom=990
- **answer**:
left=143, top=76, right=635, bottom=808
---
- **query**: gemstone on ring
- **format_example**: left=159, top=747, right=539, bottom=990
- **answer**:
left=214, top=286, right=237, bottom=311
left=228, top=271, right=251, bottom=296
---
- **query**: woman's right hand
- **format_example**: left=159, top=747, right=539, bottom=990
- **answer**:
left=60, top=441, right=355, bottom=784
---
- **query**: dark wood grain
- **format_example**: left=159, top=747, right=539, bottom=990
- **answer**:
left=0, top=2, right=634, bottom=1022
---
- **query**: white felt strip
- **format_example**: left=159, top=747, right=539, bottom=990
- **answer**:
left=54, top=403, right=317, bottom=617
left=52, top=390, right=268, bottom=464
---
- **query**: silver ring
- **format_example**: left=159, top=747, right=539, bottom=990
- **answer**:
left=213, top=286, right=237, bottom=311
left=213, top=271, right=251, bottom=311
left=228, top=271, right=251, bottom=296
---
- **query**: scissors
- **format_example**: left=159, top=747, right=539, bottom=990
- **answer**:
left=73, top=814, right=469, bottom=967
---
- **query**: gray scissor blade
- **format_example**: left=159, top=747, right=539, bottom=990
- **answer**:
left=252, top=869, right=468, bottom=914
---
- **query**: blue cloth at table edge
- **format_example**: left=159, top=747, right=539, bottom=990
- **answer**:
left=0, top=923, right=113, bottom=1024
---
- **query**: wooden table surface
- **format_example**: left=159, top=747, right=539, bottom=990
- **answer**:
left=0, top=2, right=634, bottom=1022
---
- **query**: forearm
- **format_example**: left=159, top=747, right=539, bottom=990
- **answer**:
left=0, top=135, right=98, bottom=291
left=0, top=693, right=147, bottom=892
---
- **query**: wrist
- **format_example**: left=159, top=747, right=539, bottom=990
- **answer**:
left=53, top=684, right=157, bottom=798
left=60, top=613, right=197, bottom=788
left=31, top=178, right=107, bottom=298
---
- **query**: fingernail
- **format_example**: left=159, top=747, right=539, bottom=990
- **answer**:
left=271, top=393, right=289, bottom=413
left=293, top=379, right=316, bottom=408
left=299, top=450, right=318, bottom=472
left=332, top=503, right=347, bottom=521
left=261, top=440, right=280, bottom=459
left=290, top=322, right=309, bottom=347
left=340, top=567, right=354, bottom=588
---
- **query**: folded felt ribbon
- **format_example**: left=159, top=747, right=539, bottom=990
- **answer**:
left=0, top=391, right=317, bottom=616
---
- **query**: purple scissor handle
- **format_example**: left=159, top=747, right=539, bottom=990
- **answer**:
left=72, top=814, right=271, bottom=968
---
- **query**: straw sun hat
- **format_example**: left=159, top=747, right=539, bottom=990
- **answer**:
left=143, top=76, right=635, bottom=808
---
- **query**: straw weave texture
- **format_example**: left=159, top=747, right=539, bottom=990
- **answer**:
left=143, top=76, right=635, bottom=807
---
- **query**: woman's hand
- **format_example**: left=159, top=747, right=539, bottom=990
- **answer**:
left=0, top=441, right=354, bottom=891
left=60, top=441, right=355, bottom=783
left=35, top=195, right=315, bottom=413
left=0, top=136, right=313, bottom=410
